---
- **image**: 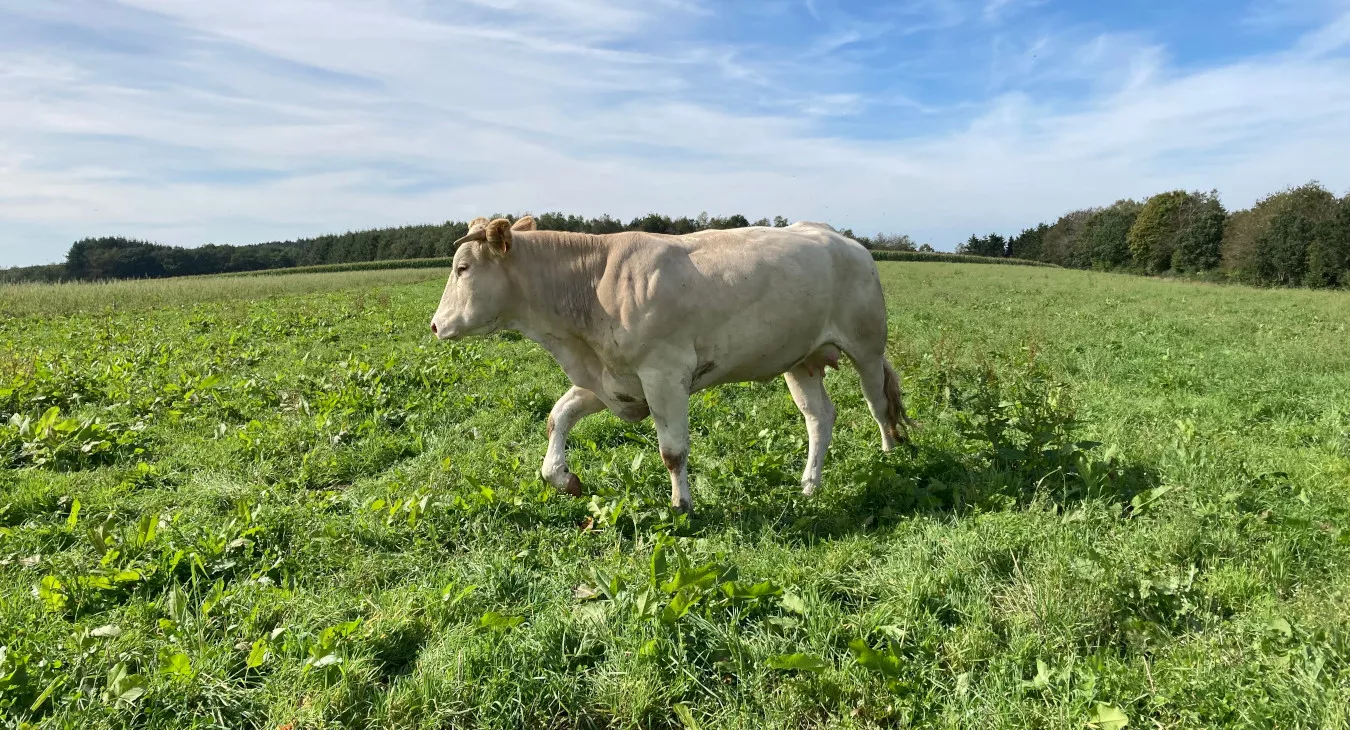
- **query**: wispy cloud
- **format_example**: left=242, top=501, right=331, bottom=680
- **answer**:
left=1, top=0, right=1349, bottom=265
left=983, top=0, right=1045, bottom=24
left=1295, top=8, right=1350, bottom=55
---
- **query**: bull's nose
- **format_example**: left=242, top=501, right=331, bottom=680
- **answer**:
left=430, top=321, right=438, bottom=335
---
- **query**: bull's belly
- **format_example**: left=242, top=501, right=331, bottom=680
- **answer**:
left=690, top=315, right=830, bottom=387
left=597, top=369, right=650, bottom=422
left=698, top=342, right=839, bottom=389
left=588, top=343, right=814, bottom=419
left=567, top=320, right=837, bottom=419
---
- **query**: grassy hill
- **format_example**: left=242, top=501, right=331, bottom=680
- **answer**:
left=1, top=262, right=1347, bottom=728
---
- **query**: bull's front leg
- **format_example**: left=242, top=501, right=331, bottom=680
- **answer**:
left=542, top=385, right=606, bottom=496
left=638, top=368, right=693, bottom=514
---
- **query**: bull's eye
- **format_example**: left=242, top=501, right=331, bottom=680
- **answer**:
left=456, top=264, right=469, bottom=276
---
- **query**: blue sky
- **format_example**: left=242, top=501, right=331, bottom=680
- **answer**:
left=2, top=0, right=1349, bottom=266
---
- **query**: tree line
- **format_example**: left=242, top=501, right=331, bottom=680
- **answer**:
left=6, top=182, right=1346, bottom=288
left=958, top=181, right=1350, bottom=288
left=0, top=212, right=849, bottom=284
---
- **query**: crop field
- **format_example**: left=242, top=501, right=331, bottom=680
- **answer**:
left=2, top=262, right=1349, bottom=729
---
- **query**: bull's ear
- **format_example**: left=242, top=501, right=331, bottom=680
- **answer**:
left=511, top=215, right=536, bottom=232
left=485, top=218, right=513, bottom=255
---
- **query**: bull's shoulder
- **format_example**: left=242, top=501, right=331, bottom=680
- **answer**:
left=587, top=236, right=698, bottom=333
left=603, top=232, right=684, bottom=260
left=598, top=233, right=690, bottom=288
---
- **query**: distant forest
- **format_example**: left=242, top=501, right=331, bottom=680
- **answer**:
left=957, top=181, right=1350, bottom=289
left=0, top=212, right=924, bottom=284
left=4, top=181, right=1348, bottom=289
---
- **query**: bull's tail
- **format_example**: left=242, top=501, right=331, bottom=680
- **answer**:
left=882, top=359, right=914, bottom=443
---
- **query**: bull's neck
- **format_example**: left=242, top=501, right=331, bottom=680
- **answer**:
left=503, top=233, right=607, bottom=341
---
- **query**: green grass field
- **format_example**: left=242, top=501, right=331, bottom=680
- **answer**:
left=0, top=268, right=444, bottom=319
left=2, top=262, right=1348, bottom=729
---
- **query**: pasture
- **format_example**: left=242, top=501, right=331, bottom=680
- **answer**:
left=1, top=262, right=1348, bottom=729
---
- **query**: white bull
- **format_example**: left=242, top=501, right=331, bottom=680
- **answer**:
left=431, top=216, right=911, bottom=513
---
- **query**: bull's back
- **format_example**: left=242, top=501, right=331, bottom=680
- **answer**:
left=634, top=227, right=881, bottom=385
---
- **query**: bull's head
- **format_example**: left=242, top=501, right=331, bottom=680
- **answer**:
left=430, top=215, right=536, bottom=340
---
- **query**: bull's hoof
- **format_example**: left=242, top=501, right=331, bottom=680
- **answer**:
left=672, top=499, right=694, bottom=516
left=565, top=473, right=583, bottom=498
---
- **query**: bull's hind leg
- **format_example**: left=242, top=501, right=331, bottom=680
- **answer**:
left=542, top=385, right=606, bottom=496
left=784, top=366, right=836, bottom=496
left=850, top=353, right=911, bottom=452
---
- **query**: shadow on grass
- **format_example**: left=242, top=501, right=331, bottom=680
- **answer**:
left=687, top=352, right=1168, bottom=540
left=691, top=441, right=1162, bottom=542
left=470, top=434, right=1163, bottom=547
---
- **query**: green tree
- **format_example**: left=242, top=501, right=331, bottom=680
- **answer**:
left=1254, top=211, right=1317, bottom=286
left=1008, top=223, right=1048, bottom=261
left=1042, top=210, right=1094, bottom=267
left=708, top=214, right=750, bottom=229
left=1127, top=191, right=1192, bottom=273
left=871, top=233, right=916, bottom=251
left=0, top=263, right=66, bottom=283
left=1222, top=182, right=1337, bottom=280
left=670, top=217, right=700, bottom=235
left=631, top=213, right=675, bottom=233
left=1303, top=198, right=1350, bottom=288
left=1171, top=192, right=1226, bottom=272
left=957, top=233, right=1007, bottom=257
left=988, top=233, right=1007, bottom=257
left=1080, top=200, right=1141, bottom=270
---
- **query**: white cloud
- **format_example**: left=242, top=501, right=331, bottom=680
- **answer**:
left=1, top=1, right=1349, bottom=265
